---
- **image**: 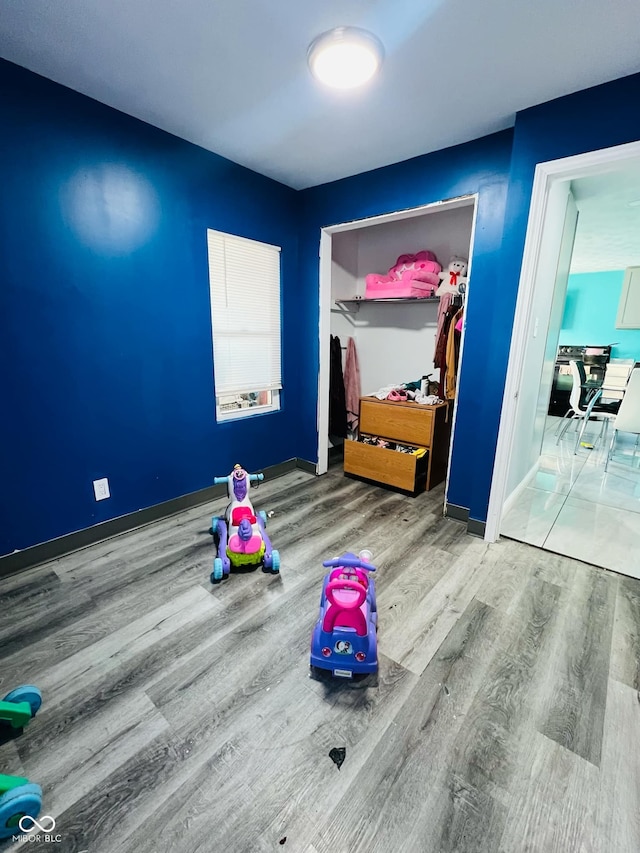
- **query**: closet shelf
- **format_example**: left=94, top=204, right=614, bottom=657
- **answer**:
left=334, top=297, right=439, bottom=311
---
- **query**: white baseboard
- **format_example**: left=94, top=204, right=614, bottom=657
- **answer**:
left=501, top=460, right=540, bottom=518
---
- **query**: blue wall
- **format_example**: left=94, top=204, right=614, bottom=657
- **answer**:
left=301, top=70, right=640, bottom=526
left=0, top=59, right=306, bottom=557
left=561, top=271, right=640, bottom=360
left=4, top=55, right=640, bottom=556
left=300, top=131, right=514, bottom=521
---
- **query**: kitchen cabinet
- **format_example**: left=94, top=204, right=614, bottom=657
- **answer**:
left=616, top=266, right=640, bottom=329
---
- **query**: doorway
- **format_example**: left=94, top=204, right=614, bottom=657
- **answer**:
left=488, top=140, right=640, bottom=578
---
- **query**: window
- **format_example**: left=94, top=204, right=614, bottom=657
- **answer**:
left=207, top=230, right=282, bottom=421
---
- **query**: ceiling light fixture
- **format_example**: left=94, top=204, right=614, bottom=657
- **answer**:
left=307, top=27, right=384, bottom=90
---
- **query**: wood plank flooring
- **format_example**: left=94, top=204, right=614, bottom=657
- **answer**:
left=1, top=465, right=639, bottom=852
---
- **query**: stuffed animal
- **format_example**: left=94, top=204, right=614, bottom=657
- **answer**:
left=365, top=250, right=442, bottom=299
left=436, top=257, right=468, bottom=296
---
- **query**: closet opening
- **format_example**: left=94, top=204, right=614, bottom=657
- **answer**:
left=317, top=195, right=478, bottom=513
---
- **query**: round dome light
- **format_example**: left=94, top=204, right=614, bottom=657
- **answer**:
left=307, top=27, right=384, bottom=90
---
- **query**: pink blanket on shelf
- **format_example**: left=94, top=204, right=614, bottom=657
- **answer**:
left=344, top=337, right=361, bottom=431
left=364, top=250, right=441, bottom=299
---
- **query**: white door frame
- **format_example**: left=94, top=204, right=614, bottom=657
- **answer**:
left=485, top=139, right=640, bottom=542
left=316, top=196, right=478, bottom=478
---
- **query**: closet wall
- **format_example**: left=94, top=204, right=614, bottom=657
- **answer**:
left=330, top=203, right=475, bottom=398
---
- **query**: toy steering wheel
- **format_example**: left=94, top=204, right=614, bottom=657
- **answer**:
left=329, top=566, right=369, bottom=588
left=323, top=557, right=377, bottom=573
left=325, top=579, right=367, bottom=609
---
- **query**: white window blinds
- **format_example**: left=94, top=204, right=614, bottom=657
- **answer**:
left=207, top=229, right=282, bottom=396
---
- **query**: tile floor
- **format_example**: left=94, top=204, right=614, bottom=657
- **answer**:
left=501, top=414, right=640, bottom=578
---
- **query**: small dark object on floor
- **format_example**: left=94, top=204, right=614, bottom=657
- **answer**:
left=329, top=747, right=346, bottom=770
left=0, top=725, right=24, bottom=747
left=279, top=837, right=287, bottom=845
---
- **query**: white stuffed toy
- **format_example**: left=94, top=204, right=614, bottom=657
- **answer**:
left=436, top=256, right=468, bottom=296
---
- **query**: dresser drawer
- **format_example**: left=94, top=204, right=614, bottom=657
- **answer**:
left=359, top=398, right=434, bottom=446
left=344, top=439, right=428, bottom=493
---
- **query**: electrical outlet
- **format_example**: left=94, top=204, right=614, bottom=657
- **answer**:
left=93, top=477, right=110, bottom=501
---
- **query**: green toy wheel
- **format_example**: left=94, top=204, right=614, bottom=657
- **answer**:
left=2, top=686, right=42, bottom=718
left=211, top=557, right=224, bottom=583
left=0, top=783, right=43, bottom=840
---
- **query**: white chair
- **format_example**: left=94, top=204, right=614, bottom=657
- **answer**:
left=601, top=359, right=634, bottom=402
left=556, top=360, right=619, bottom=453
left=604, top=367, right=640, bottom=471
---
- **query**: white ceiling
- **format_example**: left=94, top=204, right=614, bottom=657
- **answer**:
left=571, top=166, right=640, bottom=274
left=1, top=0, right=640, bottom=190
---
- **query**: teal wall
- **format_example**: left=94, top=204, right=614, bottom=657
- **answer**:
left=560, top=271, right=640, bottom=360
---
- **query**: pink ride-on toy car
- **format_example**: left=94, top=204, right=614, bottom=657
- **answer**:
left=210, top=464, right=280, bottom=583
left=310, top=551, right=378, bottom=678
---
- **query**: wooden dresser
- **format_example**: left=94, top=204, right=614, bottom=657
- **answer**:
left=343, top=396, right=451, bottom=494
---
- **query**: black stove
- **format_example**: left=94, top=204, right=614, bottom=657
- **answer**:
left=556, top=345, right=585, bottom=364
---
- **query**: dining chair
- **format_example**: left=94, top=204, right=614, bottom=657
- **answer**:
left=556, top=360, right=619, bottom=453
left=604, top=367, right=640, bottom=471
left=555, top=359, right=593, bottom=432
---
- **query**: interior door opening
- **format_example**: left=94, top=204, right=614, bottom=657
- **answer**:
left=488, top=140, right=640, bottom=579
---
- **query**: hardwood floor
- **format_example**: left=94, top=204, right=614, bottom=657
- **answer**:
left=1, top=465, right=639, bottom=852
